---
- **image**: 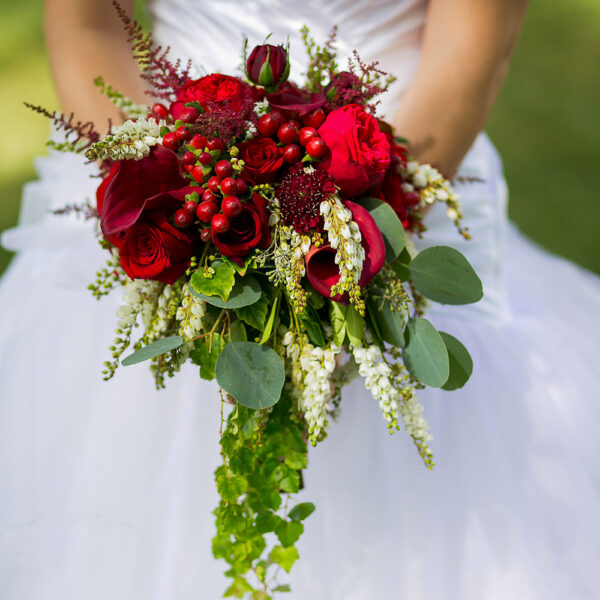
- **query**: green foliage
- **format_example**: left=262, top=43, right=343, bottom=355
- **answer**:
left=213, top=396, right=312, bottom=597
left=121, top=335, right=183, bottom=366
left=300, top=304, right=326, bottom=347
left=359, top=197, right=406, bottom=262
left=190, top=261, right=236, bottom=301
left=403, top=318, right=449, bottom=388
left=407, top=246, right=483, bottom=305
left=439, top=332, right=474, bottom=391
left=216, top=342, right=285, bottom=409
left=259, top=293, right=280, bottom=344
left=371, top=303, right=406, bottom=347
left=236, top=293, right=270, bottom=331
left=190, top=333, right=226, bottom=380
left=194, top=273, right=263, bottom=309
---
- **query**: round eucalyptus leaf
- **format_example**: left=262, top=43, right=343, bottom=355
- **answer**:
left=215, top=342, right=285, bottom=409
left=192, top=275, right=262, bottom=309
left=403, top=318, right=449, bottom=387
left=374, top=303, right=406, bottom=347
left=409, top=246, right=483, bottom=305
left=439, top=332, right=473, bottom=391
left=359, top=197, right=406, bottom=262
left=122, top=335, right=183, bottom=366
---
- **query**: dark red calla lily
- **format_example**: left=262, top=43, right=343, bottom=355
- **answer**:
left=306, top=200, right=385, bottom=302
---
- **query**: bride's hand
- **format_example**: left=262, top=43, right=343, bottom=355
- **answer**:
left=45, top=0, right=149, bottom=127
left=391, top=0, right=529, bottom=178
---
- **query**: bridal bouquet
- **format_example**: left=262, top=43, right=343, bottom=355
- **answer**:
left=30, top=5, right=482, bottom=597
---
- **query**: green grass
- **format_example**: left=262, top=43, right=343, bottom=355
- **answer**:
left=1, top=0, right=599, bottom=275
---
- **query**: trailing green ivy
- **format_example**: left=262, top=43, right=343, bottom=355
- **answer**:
left=213, top=394, right=315, bottom=598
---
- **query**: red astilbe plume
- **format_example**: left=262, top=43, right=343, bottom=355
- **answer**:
left=24, top=103, right=102, bottom=152
left=190, top=97, right=258, bottom=142
left=276, top=164, right=336, bottom=233
left=112, top=0, right=191, bottom=101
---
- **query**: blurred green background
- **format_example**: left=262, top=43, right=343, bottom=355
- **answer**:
left=0, top=0, right=598, bottom=276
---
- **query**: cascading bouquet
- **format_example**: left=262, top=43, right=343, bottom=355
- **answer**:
left=29, top=5, right=482, bottom=597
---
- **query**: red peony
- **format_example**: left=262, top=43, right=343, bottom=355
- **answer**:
left=238, top=138, right=284, bottom=185
left=100, top=146, right=191, bottom=238
left=318, top=104, right=391, bottom=197
left=119, top=211, right=198, bottom=284
left=305, top=200, right=385, bottom=302
left=266, top=83, right=327, bottom=119
left=213, top=192, right=271, bottom=263
left=170, top=74, right=252, bottom=119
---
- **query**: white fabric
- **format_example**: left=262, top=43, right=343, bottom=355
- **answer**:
left=1, top=0, right=600, bottom=598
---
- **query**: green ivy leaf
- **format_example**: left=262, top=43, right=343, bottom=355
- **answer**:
left=269, top=545, right=299, bottom=573
left=252, top=591, right=271, bottom=600
left=408, top=246, right=483, bottom=305
left=260, top=487, right=282, bottom=511
left=439, top=332, right=474, bottom=391
left=329, top=301, right=347, bottom=347
left=223, top=254, right=254, bottom=276
left=223, top=576, right=254, bottom=598
left=345, top=305, right=364, bottom=347
left=284, top=451, right=307, bottom=470
left=236, top=292, right=269, bottom=331
left=189, top=333, right=226, bottom=380
left=121, top=335, right=183, bottom=366
left=272, top=584, right=292, bottom=592
left=215, top=466, right=247, bottom=503
left=216, top=342, right=285, bottom=409
left=274, top=520, right=304, bottom=547
left=255, top=511, right=281, bottom=534
left=359, top=197, right=406, bottom=262
left=193, top=274, right=262, bottom=309
left=403, top=318, right=449, bottom=388
left=288, top=502, right=316, bottom=522
left=190, top=261, right=236, bottom=301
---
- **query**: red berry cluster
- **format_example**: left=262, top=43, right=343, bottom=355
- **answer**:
left=257, top=107, right=328, bottom=164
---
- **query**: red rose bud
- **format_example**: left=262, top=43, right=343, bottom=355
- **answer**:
left=246, top=43, right=290, bottom=90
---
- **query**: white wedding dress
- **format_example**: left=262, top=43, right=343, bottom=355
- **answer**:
left=1, top=1, right=599, bottom=598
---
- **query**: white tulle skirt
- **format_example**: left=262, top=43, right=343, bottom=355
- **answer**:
left=1, top=136, right=599, bottom=600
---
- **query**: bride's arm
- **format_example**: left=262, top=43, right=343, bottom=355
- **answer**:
left=45, top=0, right=148, bottom=126
left=392, top=0, right=529, bottom=176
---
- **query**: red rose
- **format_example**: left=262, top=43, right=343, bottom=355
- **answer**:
left=318, top=104, right=391, bottom=197
left=100, top=146, right=190, bottom=238
left=266, top=83, right=326, bottom=119
left=213, top=192, right=271, bottom=263
left=238, top=138, right=284, bottom=184
left=246, top=44, right=290, bottom=89
left=305, top=200, right=385, bottom=302
left=119, top=212, right=197, bottom=284
left=170, top=74, right=251, bottom=119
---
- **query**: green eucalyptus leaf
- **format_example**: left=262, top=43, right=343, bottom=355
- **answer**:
left=122, top=335, right=183, bottom=366
left=229, top=320, right=247, bottom=342
left=274, top=520, right=304, bottom=547
left=190, top=261, right=236, bottom=301
left=301, top=305, right=326, bottom=347
left=259, top=293, right=280, bottom=344
left=329, top=301, right=347, bottom=347
left=439, top=331, right=474, bottom=391
left=392, top=247, right=412, bottom=281
left=403, top=318, right=449, bottom=387
left=193, top=274, right=262, bottom=309
left=215, top=342, right=285, bottom=409
left=409, top=246, right=483, bottom=305
left=288, top=502, right=316, bottom=522
left=365, top=298, right=384, bottom=346
left=373, top=303, right=406, bottom=347
left=345, top=305, right=364, bottom=347
left=360, top=197, right=406, bottom=262
left=236, top=292, right=269, bottom=331
left=189, top=333, right=226, bottom=380
left=269, top=545, right=299, bottom=573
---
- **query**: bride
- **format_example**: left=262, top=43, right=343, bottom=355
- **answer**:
left=1, top=0, right=599, bottom=598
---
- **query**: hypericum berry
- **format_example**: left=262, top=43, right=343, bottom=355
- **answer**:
left=207, top=176, right=220, bottom=193
left=190, top=134, right=207, bottom=150
left=152, top=103, right=169, bottom=119
left=176, top=125, right=192, bottom=142
left=162, top=132, right=179, bottom=151
left=220, top=177, right=237, bottom=196
left=196, top=201, right=218, bottom=222
left=303, top=108, right=326, bottom=129
left=198, top=152, right=212, bottom=165
left=282, top=143, right=302, bottom=164
left=191, top=166, right=205, bottom=183
left=179, top=106, right=199, bottom=123
left=174, top=208, right=194, bottom=228
left=222, top=196, right=242, bottom=218
left=277, top=123, right=298, bottom=145
left=271, top=111, right=286, bottom=128
left=215, top=160, right=233, bottom=180
left=207, top=138, right=225, bottom=152
left=257, top=113, right=279, bottom=137
left=202, top=189, right=219, bottom=204
left=403, top=191, right=421, bottom=206
left=182, top=151, right=196, bottom=166
left=200, top=228, right=212, bottom=243
left=288, top=119, right=302, bottom=131
left=306, top=137, right=328, bottom=159
left=235, top=178, right=249, bottom=196
left=211, top=213, right=230, bottom=233
left=184, top=164, right=194, bottom=173
left=183, top=200, right=197, bottom=214
left=299, top=127, right=318, bottom=147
